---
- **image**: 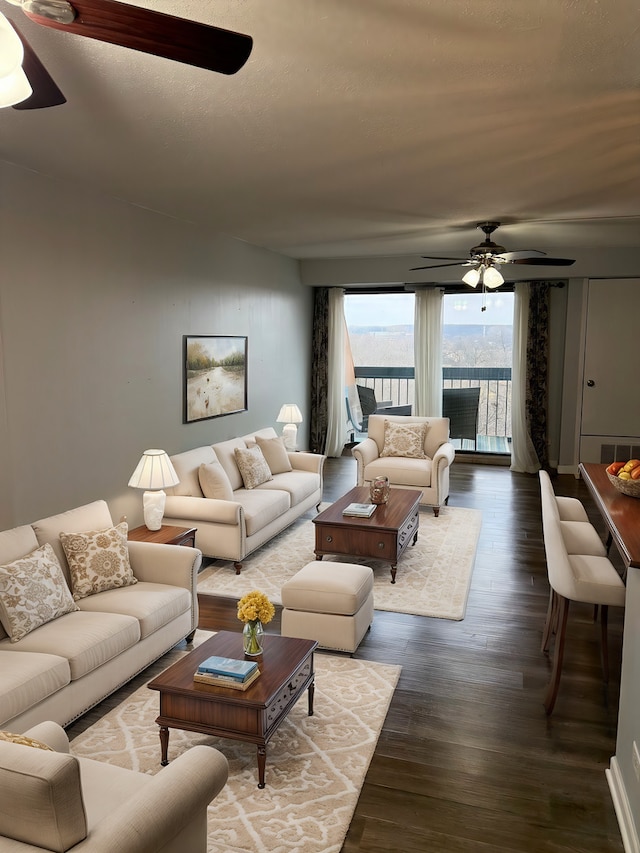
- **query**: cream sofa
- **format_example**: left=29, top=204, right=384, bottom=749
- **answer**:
left=163, top=427, right=325, bottom=572
left=352, top=414, right=455, bottom=516
left=0, top=720, right=227, bottom=852
left=0, top=500, right=201, bottom=733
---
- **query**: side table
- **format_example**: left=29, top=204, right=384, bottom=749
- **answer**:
left=127, top=524, right=197, bottom=548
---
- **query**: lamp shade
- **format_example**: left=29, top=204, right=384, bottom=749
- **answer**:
left=276, top=404, right=303, bottom=424
left=128, top=449, right=179, bottom=490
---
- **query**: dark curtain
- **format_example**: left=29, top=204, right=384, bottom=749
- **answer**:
left=526, top=282, right=550, bottom=468
left=309, top=288, right=329, bottom=454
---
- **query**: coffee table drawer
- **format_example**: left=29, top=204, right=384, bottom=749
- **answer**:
left=316, top=524, right=396, bottom=559
left=266, top=658, right=313, bottom=728
left=397, top=509, right=419, bottom=551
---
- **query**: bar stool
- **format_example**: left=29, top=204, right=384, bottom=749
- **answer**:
left=539, top=471, right=626, bottom=714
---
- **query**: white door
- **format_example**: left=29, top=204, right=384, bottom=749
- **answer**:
left=580, top=279, right=640, bottom=459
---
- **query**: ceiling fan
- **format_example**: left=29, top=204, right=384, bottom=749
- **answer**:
left=410, top=221, right=576, bottom=290
left=1, top=0, right=253, bottom=110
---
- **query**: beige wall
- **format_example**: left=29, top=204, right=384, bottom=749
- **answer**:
left=0, top=162, right=313, bottom=528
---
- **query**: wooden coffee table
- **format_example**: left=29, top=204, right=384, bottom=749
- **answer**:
left=147, top=631, right=317, bottom=788
left=313, top=485, right=420, bottom=583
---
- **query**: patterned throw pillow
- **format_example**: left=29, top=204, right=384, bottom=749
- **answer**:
left=0, top=731, right=53, bottom=751
left=380, top=420, right=428, bottom=459
left=0, top=543, right=79, bottom=643
left=60, top=522, right=137, bottom=601
left=198, top=461, right=234, bottom=500
left=255, top=435, right=293, bottom=475
left=234, top=445, right=273, bottom=489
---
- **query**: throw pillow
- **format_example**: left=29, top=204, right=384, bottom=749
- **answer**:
left=234, top=445, right=273, bottom=489
left=60, top=522, right=137, bottom=601
left=0, top=543, right=79, bottom=643
left=198, top=461, right=234, bottom=500
left=256, top=435, right=293, bottom=475
left=0, top=731, right=53, bottom=751
left=380, top=420, right=428, bottom=459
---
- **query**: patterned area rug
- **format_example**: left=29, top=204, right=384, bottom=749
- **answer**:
left=198, top=504, right=482, bottom=620
left=71, top=634, right=400, bottom=853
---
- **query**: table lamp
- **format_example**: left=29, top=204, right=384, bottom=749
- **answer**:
left=128, top=449, right=180, bottom=530
left=276, top=404, right=303, bottom=451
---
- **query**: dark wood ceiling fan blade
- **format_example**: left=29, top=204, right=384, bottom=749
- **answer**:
left=509, top=257, right=576, bottom=266
left=10, top=21, right=66, bottom=109
left=410, top=262, right=466, bottom=271
left=23, top=0, right=253, bottom=75
left=419, top=255, right=467, bottom=261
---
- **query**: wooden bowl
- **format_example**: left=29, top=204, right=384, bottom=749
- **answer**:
left=606, top=470, right=640, bottom=498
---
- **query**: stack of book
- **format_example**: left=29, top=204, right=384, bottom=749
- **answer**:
left=193, top=655, right=260, bottom=690
left=342, top=502, right=376, bottom=518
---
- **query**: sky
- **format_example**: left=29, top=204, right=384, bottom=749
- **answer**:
left=344, top=292, right=515, bottom=326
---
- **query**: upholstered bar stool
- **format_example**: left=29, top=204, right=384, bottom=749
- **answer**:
left=281, top=561, right=374, bottom=653
left=538, top=471, right=626, bottom=714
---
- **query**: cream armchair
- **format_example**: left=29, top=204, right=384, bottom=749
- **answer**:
left=0, top=721, right=228, bottom=852
left=352, top=414, right=455, bottom=516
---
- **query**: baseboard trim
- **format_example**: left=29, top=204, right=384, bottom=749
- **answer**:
left=455, top=453, right=510, bottom=467
left=606, top=757, right=639, bottom=853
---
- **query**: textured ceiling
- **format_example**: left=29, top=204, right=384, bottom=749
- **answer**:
left=1, top=0, right=639, bottom=265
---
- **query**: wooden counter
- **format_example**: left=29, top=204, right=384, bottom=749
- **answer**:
left=579, top=462, right=640, bottom=569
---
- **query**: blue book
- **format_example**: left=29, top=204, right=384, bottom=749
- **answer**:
left=197, top=655, right=258, bottom=681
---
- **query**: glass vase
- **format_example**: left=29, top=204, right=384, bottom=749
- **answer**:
left=243, top=619, right=264, bottom=656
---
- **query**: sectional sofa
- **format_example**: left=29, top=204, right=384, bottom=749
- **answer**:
left=0, top=499, right=201, bottom=733
left=163, top=427, right=325, bottom=572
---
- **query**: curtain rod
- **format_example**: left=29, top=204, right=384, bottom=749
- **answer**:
left=344, top=280, right=566, bottom=295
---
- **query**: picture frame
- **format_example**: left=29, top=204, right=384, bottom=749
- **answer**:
left=183, top=335, right=248, bottom=423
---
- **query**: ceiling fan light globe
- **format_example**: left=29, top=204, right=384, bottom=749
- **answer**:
left=483, top=266, right=504, bottom=289
left=0, top=11, right=24, bottom=77
left=462, top=268, right=481, bottom=287
left=0, top=63, right=31, bottom=107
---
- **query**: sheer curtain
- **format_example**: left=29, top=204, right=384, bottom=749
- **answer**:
left=344, top=325, right=363, bottom=433
left=510, top=282, right=541, bottom=473
left=414, top=287, right=443, bottom=416
left=324, top=288, right=347, bottom=457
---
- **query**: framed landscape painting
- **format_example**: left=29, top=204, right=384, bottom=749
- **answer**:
left=183, top=335, right=248, bottom=423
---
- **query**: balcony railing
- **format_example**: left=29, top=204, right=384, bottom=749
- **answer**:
left=354, top=365, right=512, bottom=450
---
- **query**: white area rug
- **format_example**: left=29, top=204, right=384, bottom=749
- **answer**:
left=71, top=635, right=400, bottom=853
left=198, top=504, right=482, bottom=620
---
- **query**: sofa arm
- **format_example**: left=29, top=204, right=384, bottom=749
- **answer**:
left=24, top=721, right=71, bottom=753
left=290, top=452, right=326, bottom=475
left=164, top=494, right=243, bottom=525
left=433, top=441, right=456, bottom=468
left=127, top=540, right=201, bottom=588
left=77, top=745, right=228, bottom=853
left=352, top=438, right=379, bottom=484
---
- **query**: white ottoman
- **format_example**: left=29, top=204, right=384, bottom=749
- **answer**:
left=280, top=561, right=374, bottom=653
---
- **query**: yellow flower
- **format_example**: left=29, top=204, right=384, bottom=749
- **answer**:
left=237, top=590, right=275, bottom=625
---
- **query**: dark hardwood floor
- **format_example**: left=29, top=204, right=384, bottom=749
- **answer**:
left=69, top=455, right=626, bottom=852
